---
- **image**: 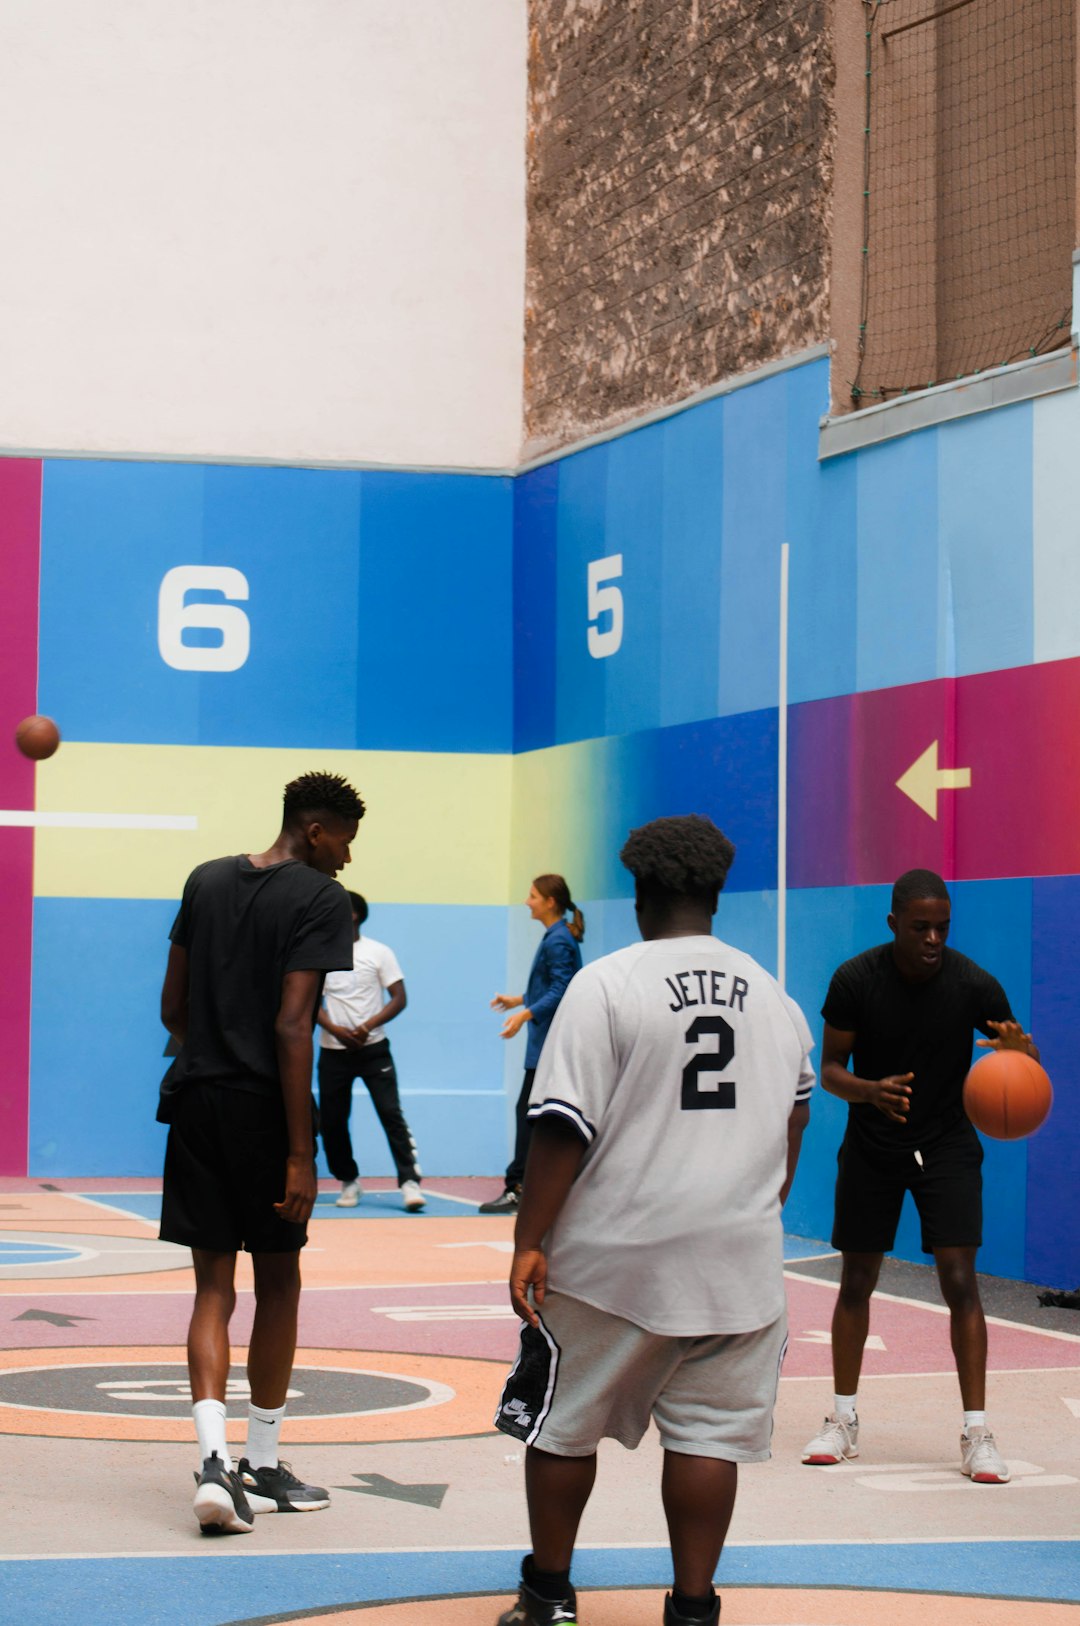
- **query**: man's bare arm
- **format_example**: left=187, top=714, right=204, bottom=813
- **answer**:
left=821, top=1022, right=912, bottom=1125
left=781, top=1099, right=810, bottom=1206
left=273, top=969, right=322, bottom=1225
left=509, top=1118, right=587, bottom=1326
left=160, top=944, right=189, bottom=1045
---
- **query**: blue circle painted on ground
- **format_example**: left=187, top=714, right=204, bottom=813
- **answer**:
left=0, top=1240, right=82, bottom=1265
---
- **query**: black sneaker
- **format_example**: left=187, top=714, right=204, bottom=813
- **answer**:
left=663, top=1591, right=720, bottom=1625
left=479, top=1186, right=521, bottom=1215
left=496, top=1566, right=578, bottom=1625
left=238, top=1457, right=330, bottom=1512
left=192, top=1451, right=255, bottom=1535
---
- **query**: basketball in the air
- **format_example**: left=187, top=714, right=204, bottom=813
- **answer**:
left=15, top=714, right=61, bottom=760
left=963, top=1049, right=1053, bottom=1140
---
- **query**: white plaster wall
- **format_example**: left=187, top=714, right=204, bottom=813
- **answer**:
left=0, top=0, right=526, bottom=469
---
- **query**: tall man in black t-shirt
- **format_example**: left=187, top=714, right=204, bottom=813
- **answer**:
left=159, top=771, right=364, bottom=1534
left=801, top=869, right=1039, bottom=1486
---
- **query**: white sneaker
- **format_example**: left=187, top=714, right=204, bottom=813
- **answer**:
left=401, top=1180, right=425, bottom=1212
left=802, top=1413, right=859, bottom=1465
left=336, top=1179, right=362, bottom=1208
left=961, top=1426, right=1011, bottom=1483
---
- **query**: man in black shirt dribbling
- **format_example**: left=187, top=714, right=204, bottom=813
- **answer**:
left=802, top=868, right=1039, bottom=1485
left=159, top=771, right=364, bottom=1534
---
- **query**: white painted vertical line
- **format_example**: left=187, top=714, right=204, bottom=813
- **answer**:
left=777, top=542, right=790, bottom=990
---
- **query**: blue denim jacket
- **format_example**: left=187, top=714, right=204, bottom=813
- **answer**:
left=524, top=919, right=582, bottom=1069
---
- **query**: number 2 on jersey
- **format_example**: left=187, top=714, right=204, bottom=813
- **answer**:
left=682, top=1015, right=736, bottom=1110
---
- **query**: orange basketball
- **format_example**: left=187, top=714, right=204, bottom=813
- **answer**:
left=15, top=714, right=60, bottom=760
left=963, top=1049, right=1052, bottom=1140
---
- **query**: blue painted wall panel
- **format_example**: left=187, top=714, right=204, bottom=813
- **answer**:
left=659, top=398, right=725, bottom=727
left=513, top=465, right=559, bottom=752
left=31, top=898, right=511, bottom=1177
left=938, top=404, right=1034, bottom=679
left=554, top=443, right=612, bottom=744
left=39, top=462, right=512, bottom=753
left=719, top=373, right=787, bottom=716
left=1028, top=878, right=1080, bottom=1284
left=356, top=472, right=514, bottom=752
left=602, top=429, right=665, bottom=738
left=855, top=431, right=940, bottom=693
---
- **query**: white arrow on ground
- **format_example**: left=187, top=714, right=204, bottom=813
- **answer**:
left=896, top=739, right=971, bottom=820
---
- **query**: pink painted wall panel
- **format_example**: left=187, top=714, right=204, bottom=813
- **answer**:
left=789, top=655, right=1080, bottom=890
left=0, top=460, right=41, bottom=1176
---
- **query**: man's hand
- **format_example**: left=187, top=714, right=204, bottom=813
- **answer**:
left=500, top=1009, right=531, bottom=1040
left=274, top=1155, right=317, bottom=1225
left=978, top=1019, right=1037, bottom=1056
left=491, top=992, right=522, bottom=1012
left=328, top=1023, right=364, bottom=1050
left=509, top=1246, right=547, bottom=1326
left=868, top=1072, right=913, bottom=1123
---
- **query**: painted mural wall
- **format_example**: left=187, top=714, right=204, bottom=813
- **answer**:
left=0, top=460, right=515, bottom=1183
left=1, top=348, right=1077, bottom=1286
left=511, top=354, right=1080, bottom=1288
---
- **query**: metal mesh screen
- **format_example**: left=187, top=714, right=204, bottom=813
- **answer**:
left=852, top=0, right=1075, bottom=406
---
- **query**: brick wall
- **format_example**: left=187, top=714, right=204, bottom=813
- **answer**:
left=524, top=0, right=833, bottom=456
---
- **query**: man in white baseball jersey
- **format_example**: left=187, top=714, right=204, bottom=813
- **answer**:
left=493, top=815, right=814, bottom=1626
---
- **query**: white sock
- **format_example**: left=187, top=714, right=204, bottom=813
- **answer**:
left=964, top=1410, right=986, bottom=1434
left=193, top=1398, right=230, bottom=1470
left=834, top=1392, right=858, bottom=1423
left=246, top=1401, right=286, bottom=1470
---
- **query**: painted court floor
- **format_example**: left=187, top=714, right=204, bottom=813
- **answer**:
left=1, top=1177, right=1078, bottom=1625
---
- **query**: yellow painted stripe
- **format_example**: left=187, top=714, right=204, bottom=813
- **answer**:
left=510, top=740, right=598, bottom=896
left=33, top=744, right=511, bottom=904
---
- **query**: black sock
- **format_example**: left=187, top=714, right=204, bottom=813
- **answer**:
left=671, top=1585, right=717, bottom=1620
left=524, top=1554, right=572, bottom=1601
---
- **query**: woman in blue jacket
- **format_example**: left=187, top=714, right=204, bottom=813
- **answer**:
left=480, top=874, right=584, bottom=1214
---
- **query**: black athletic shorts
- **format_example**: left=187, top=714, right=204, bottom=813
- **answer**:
left=160, top=1081, right=311, bottom=1254
left=831, top=1120, right=983, bottom=1255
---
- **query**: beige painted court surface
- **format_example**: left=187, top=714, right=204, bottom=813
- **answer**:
left=1, top=1178, right=1078, bottom=1624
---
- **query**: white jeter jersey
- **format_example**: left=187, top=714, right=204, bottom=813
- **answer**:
left=319, top=936, right=403, bottom=1048
left=527, top=934, right=814, bottom=1336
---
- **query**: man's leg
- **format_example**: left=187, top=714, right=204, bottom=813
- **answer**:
left=934, top=1246, right=986, bottom=1408
left=480, top=1067, right=536, bottom=1213
left=316, top=1050, right=361, bottom=1184
left=247, top=1250, right=301, bottom=1409
left=803, top=1250, right=881, bottom=1465
left=188, top=1248, right=255, bottom=1534
left=506, top=1068, right=537, bottom=1189
left=239, top=1250, right=331, bottom=1511
left=661, top=1451, right=737, bottom=1600
left=189, top=1247, right=238, bottom=1402
left=524, top=1444, right=597, bottom=1571
left=832, top=1251, right=883, bottom=1393
left=356, top=1043, right=421, bottom=1184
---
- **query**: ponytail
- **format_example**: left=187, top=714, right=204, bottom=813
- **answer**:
left=533, top=872, right=585, bottom=942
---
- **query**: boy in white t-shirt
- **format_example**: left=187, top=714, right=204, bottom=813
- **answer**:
left=493, top=816, right=814, bottom=1626
left=316, top=892, right=424, bottom=1212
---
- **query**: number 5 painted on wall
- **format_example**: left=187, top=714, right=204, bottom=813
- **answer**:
left=158, top=565, right=251, bottom=672
left=587, top=553, right=624, bottom=659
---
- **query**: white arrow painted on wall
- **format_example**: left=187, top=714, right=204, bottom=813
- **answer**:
left=896, top=739, right=971, bottom=820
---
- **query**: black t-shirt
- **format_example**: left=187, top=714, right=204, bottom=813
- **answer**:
left=821, top=944, right=1014, bottom=1151
left=164, top=856, right=354, bottom=1101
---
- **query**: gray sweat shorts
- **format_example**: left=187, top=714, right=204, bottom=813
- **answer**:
left=493, top=1290, right=789, bottom=1462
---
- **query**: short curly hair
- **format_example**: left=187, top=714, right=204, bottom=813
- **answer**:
left=283, top=771, right=366, bottom=827
left=620, top=814, right=736, bottom=902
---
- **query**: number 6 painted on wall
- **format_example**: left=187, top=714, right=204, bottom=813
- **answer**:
left=158, top=565, right=251, bottom=672
left=587, top=554, right=624, bottom=659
